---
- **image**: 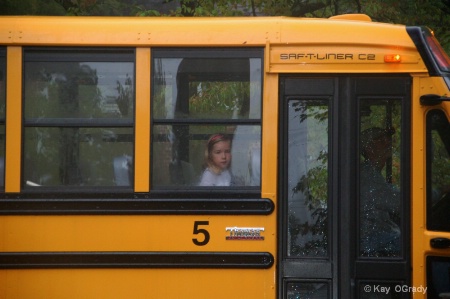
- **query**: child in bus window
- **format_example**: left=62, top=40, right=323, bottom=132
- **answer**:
left=199, top=133, right=235, bottom=186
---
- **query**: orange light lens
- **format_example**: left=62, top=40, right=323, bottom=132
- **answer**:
left=384, top=54, right=401, bottom=63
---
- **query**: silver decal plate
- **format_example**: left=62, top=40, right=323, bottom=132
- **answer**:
left=225, top=227, right=265, bottom=240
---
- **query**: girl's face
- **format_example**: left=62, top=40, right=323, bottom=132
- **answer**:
left=210, top=140, right=231, bottom=170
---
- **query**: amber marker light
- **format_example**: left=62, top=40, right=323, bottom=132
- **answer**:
left=384, top=54, right=402, bottom=63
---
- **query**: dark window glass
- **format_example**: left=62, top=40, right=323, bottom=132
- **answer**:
left=0, top=48, right=5, bottom=188
left=426, top=110, right=450, bottom=231
left=151, top=49, right=262, bottom=189
left=359, top=99, right=402, bottom=258
left=286, top=281, right=329, bottom=298
left=23, top=48, right=135, bottom=188
left=427, top=256, right=450, bottom=298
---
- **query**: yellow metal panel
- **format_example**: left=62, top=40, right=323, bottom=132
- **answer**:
left=0, top=16, right=421, bottom=51
left=0, top=215, right=275, bottom=252
left=270, top=47, right=421, bottom=64
left=261, top=73, right=278, bottom=197
left=417, top=76, right=450, bottom=97
left=0, top=268, right=275, bottom=299
left=278, top=18, right=412, bottom=46
left=410, top=76, right=427, bottom=299
left=135, top=48, right=151, bottom=192
left=260, top=70, right=278, bottom=262
left=411, top=76, right=450, bottom=299
left=0, top=16, right=279, bottom=46
left=444, top=101, right=450, bottom=113
left=268, top=45, right=426, bottom=73
left=329, top=13, right=372, bottom=21
left=5, top=47, right=22, bottom=192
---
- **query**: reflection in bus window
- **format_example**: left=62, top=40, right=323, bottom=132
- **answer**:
left=0, top=48, right=5, bottom=187
left=152, top=125, right=261, bottom=187
left=427, top=256, right=450, bottom=298
left=287, top=282, right=329, bottom=298
left=359, top=100, right=402, bottom=257
left=427, top=110, right=450, bottom=231
left=151, top=49, right=262, bottom=188
left=287, top=99, right=329, bottom=257
left=23, top=49, right=135, bottom=188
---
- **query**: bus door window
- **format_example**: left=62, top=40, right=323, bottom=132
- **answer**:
left=284, top=97, right=330, bottom=298
left=287, top=98, right=329, bottom=258
left=359, top=99, right=402, bottom=258
left=23, top=48, right=135, bottom=188
left=426, top=110, right=450, bottom=230
left=151, top=49, right=262, bottom=188
left=0, top=47, right=5, bottom=188
left=426, top=109, right=450, bottom=298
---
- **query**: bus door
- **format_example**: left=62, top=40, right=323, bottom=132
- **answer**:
left=279, top=76, right=411, bottom=298
left=425, top=108, right=450, bottom=298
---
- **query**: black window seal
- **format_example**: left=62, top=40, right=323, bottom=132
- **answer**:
left=24, top=47, right=135, bottom=62
left=24, top=118, right=134, bottom=127
left=152, top=47, right=264, bottom=59
left=406, top=26, right=445, bottom=77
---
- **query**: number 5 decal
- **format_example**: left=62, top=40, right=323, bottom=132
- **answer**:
left=192, top=221, right=210, bottom=246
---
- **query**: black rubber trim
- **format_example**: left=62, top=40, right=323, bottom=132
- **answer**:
left=0, top=198, right=274, bottom=215
left=406, top=26, right=441, bottom=76
left=0, top=252, right=274, bottom=269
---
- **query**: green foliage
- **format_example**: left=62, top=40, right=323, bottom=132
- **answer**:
left=289, top=102, right=329, bottom=257
left=189, top=82, right=249, bottom=118
left=64, top=0, right=128, bottom=16
left=167, top=0, right=250, bottom=16
left=0, top=0, right=66, bottom=15
left=438, top=30, right=450, bottom=55
left=136, top=8, right=161, bottom=17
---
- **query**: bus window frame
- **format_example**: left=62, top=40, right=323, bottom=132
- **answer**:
left=150, top=47, right=264, bottom=193
left=22, top=47, right=136, bottom=192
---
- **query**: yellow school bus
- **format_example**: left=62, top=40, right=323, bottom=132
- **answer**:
left=0, top=14, right=449, bottom=298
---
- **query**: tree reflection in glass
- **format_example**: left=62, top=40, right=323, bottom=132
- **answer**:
left=287, top=99, right=329, bottom=257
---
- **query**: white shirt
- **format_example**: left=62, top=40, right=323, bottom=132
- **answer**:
left=198, top=168, right=231, bottom=186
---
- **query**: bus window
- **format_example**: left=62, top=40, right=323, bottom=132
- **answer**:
left=427, top=256, right=450, bottom=298
left=23, top=48, right=135, bottom=188
left=151, top=49, right=262, bottom=188
left=426, top=109, right=450, bottom=231
left=0, top=48, right=5, bottom=188
left=286, top=281, right=329, bottom=298
left=287, top=98, right=329, bottom=257
left=359, top=99, right=402, bottom=258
